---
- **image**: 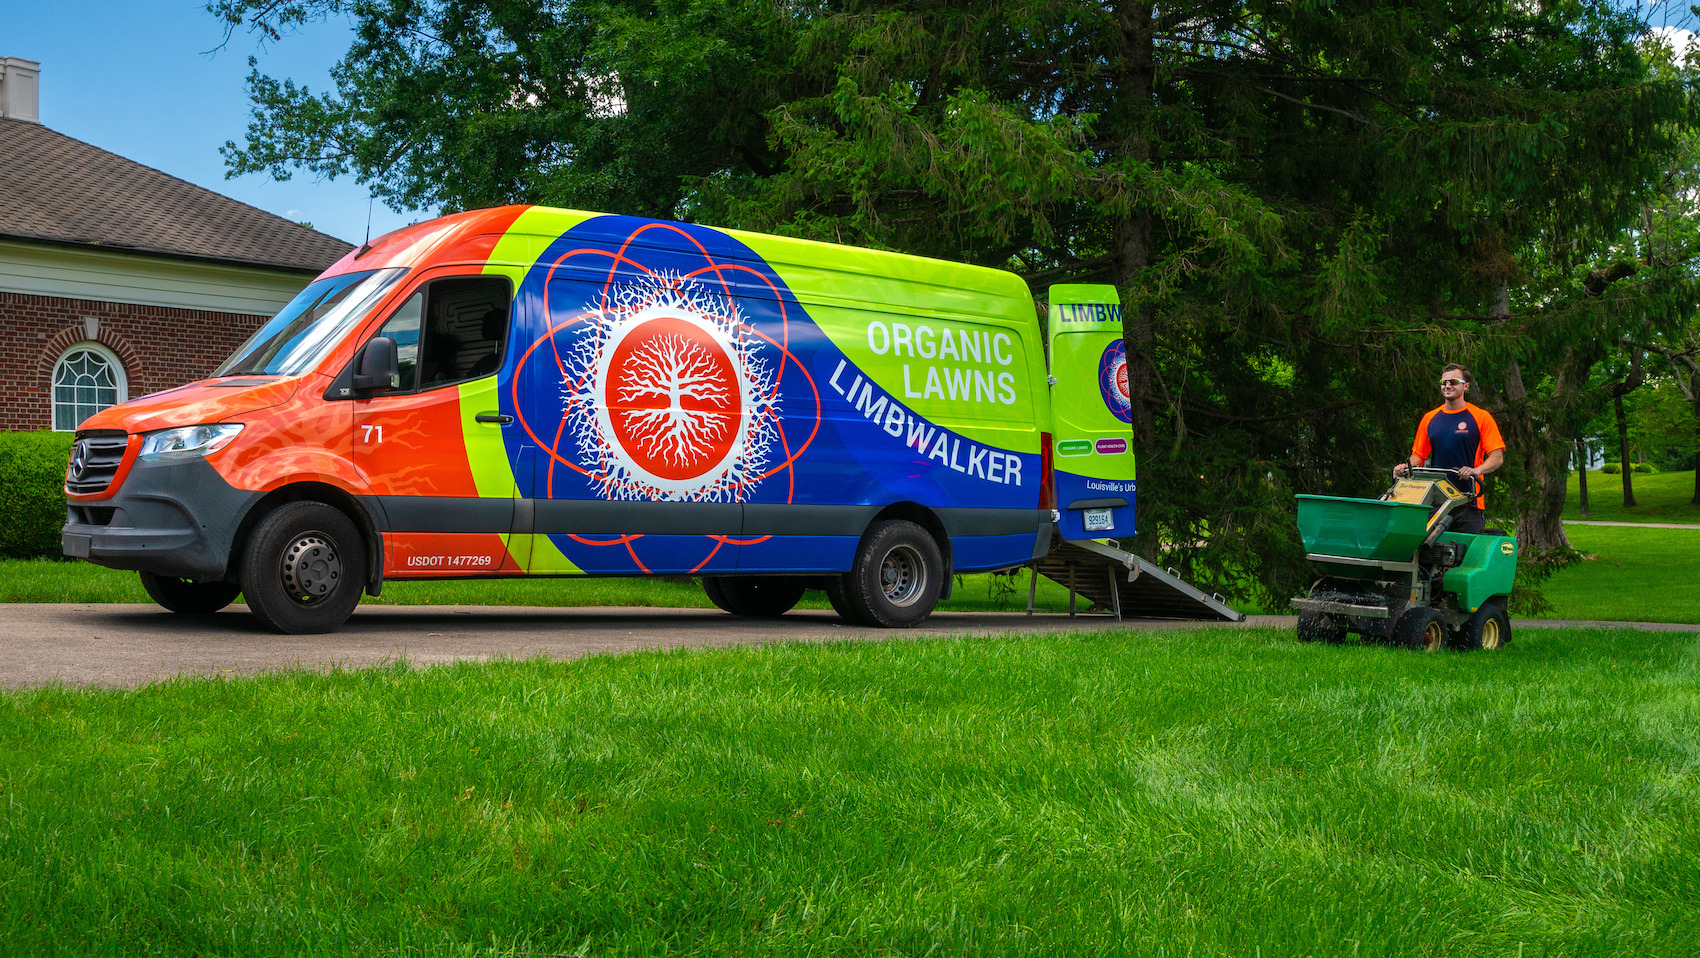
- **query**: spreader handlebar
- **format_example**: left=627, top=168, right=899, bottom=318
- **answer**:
left=1396, top=465, right=1481, bottom=499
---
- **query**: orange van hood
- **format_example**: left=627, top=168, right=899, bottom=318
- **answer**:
left=79, top=376, right=303, bottom=434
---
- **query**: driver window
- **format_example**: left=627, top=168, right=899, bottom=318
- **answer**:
left=374, top=293, right=422, bottom=392
left=418, top=277, right=511, bottom=390
left=366, top=275, right=512, bottom=393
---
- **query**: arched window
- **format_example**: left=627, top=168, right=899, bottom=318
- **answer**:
left=52, top=343, right=128, bottom=431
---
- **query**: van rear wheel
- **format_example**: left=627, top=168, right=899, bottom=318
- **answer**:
left=827, top=520, right=943, bottom=628
left=139, top=572, right=241, bottom=615
left=240, top=502, right=366, bottom=634
left=702, top=576, right=807, bottom=618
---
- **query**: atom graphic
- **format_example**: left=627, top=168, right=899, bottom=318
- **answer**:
left=506, top=218, right=821, bottom=572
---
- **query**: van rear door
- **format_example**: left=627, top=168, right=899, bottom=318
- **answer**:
left=1046, top=284, right=1137, bottom=542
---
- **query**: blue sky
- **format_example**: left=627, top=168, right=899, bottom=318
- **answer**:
left=9, top=1, right=429, bottom=245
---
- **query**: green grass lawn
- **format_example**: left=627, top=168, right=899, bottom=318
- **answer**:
left=1535, top=524, right=1700, bottom=624
left=1, top=625, right=1694, bottom=956
left=1565, top=469, right=1699, bottom=523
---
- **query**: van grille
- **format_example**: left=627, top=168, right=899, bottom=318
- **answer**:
left=66, top=431, right=131, bottom=495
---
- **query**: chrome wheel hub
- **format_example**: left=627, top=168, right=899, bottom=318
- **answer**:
left=281, top=533, right=341, bottom=602
left=880, top=545, right=925, bottom=607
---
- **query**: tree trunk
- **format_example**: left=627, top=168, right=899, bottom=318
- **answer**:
left=1500, top=284, right=1575, bottom=554
left=1650, top=342, right=1698, bottom=505
left=1112, top=215, right=1157, bottom=448
left=1691, top=389, right=1700, bottom=506
left=1682, top=352, right=1700, bottom=506
left=1575, top=438, right=1590, bottom=517
left=1614, top=393, right=1637, bottom=507
left=1606, top=346, right=1645, bottom=508
left=1104, top=1, right=1158, bottom=557
left=1107, top=2, right=1157, bottom=450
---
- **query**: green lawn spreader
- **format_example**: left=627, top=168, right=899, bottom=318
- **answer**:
left=1290, top=468, right=1516, bottom=651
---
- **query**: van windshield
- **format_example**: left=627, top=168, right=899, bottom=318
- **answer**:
left=215, top=269, right=407, bottom=377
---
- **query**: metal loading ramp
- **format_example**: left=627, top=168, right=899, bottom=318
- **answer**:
left=1026, top=534, right=1246, bottom=622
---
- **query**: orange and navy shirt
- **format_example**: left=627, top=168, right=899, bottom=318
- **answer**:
left=1412, top=402, right=1505, bottom=509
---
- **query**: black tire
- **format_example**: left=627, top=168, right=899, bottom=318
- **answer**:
left=826, top=520, right=943, bottom=628
left=1454, top=599, right=1511, bottom=651
left=701, top=577, right=737, bottom=614
left=1391, top=606, right=1448, bottom=652
left=138, top=571, right=241, bottom=615
left=1296, top=611, right=1347, bottom=644
left=239, top=502, right=367, bottom=634
left=701, top=576, right=807, bottom=617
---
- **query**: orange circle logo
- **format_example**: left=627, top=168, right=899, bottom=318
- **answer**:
left=605, top=315, right=741, bottom=482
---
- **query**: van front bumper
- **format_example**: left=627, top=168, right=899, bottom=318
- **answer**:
left=62, top=458, right=261, bottom=581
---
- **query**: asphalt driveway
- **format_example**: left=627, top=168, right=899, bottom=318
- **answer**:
left=2, top=604, right=1692, bottom=688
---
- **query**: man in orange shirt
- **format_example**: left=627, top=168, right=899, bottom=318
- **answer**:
left=1392, top=362, right=1506, bottom=535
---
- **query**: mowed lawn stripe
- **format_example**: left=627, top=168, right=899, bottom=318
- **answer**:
left=1, top=625, right=1695, bottom=956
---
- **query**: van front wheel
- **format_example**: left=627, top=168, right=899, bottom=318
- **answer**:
left=828, top=520, right=943, bottom=628
left=240, top=502, right=366, bottom=634
left=139, top=572, right=241, bottom=615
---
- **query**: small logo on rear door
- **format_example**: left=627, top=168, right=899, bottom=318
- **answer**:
left=1098, top=340, right=1132, bottom=424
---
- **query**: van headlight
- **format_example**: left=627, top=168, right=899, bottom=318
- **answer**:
left=139, top=424, right=245, bottom=461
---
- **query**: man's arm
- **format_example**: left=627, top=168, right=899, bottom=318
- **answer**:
left=1458, top=447, right=1504, bottom=480
left=1393, top=453, right=1425, bottom=478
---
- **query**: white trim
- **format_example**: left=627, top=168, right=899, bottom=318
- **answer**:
left=0, top=238, right=319, bottom=315
left=52, top=341, right=129, bottom=432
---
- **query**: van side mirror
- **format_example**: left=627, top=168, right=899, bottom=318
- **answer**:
left=352, top=336, right=400, bottom=393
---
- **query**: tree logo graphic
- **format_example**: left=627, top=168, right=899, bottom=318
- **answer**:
left=598, top=308, right=747, bottom=489
left=566, top=278, right=778, bottom=501
left=606, top=317, right=738, bottom=479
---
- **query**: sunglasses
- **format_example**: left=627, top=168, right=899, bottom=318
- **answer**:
left=1439, top=378, right=1467, bottom=386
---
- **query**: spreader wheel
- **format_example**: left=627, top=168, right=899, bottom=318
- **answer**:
left=1392, top=607, right=1448, bottom=653
left=1454, top=599, right=1511, bottom=651
left=1296, top=611, right=1347, bottom=644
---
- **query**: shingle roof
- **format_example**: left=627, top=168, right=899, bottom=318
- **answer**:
left=0, top=117, right=352, bottom=273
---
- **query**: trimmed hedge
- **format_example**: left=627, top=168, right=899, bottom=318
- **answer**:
left=0, top=431, right=74, bottom=559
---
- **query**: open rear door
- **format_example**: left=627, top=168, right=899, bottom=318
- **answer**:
left=1047, top=284, right=1137, bottom=542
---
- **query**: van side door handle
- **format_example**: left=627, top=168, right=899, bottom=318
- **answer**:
left=475, top=413, right=514, bottom=424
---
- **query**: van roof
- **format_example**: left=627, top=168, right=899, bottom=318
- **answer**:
left=325, top=206, right=1032, bottom=306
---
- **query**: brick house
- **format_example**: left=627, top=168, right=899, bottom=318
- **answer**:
left=0, top=57, right=352, bottom=432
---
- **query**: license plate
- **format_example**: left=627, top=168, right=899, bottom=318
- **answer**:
left=1083, top=508, right=1114, bottom=532
left=62, top=533, right=91, bottom=558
